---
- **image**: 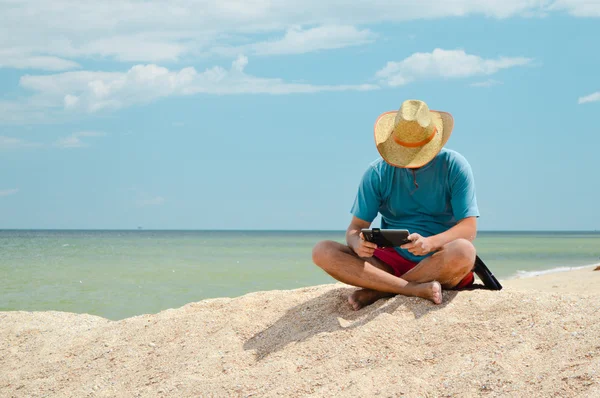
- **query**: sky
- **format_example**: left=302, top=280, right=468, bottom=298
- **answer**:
left=0, top=0, right=599, bottom=231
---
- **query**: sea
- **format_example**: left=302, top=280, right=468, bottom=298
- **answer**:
left=1, top=230, right=599, bottom=320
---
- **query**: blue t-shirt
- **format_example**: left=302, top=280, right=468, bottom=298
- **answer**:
left=350, top=148, right=479, bottom=262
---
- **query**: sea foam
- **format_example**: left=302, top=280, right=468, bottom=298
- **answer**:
left=510, top=264, right=597, bottom=280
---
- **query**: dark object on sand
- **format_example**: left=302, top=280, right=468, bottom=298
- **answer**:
left=473, top=256, right=503, bottom=290
left=594, top=266, right=600, bottom=271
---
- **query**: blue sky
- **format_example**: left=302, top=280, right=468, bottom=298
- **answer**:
left=1, top=1, right=599, bottom=230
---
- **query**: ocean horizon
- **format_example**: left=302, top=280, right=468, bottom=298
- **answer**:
left=2, top=229, right=599, bottom=232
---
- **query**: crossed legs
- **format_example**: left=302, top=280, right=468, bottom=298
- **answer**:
left=312, top=239, right=476, bottom=310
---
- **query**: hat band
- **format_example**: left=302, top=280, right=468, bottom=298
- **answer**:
left=393, top=126, right=437, bottom=148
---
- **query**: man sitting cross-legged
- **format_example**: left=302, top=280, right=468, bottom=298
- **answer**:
left=312, top=99, right=478, bottom=310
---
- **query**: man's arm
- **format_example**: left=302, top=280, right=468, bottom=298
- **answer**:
left=346, top=216, right=378, bottom=258
left=401, top=217, right=477, bottom=256
left=348, top=163, right=383, bottom=257
left=430, top=216, right=477, bottom=247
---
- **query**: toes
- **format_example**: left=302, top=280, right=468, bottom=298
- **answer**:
left=432, top=282, right=443, bottom=304
left=348, top=295, right=361, bottom=311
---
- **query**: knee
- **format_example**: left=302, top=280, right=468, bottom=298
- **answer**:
left=444, top=239, right=476, bottom=269
left=311, top=240, right=339, bottom=268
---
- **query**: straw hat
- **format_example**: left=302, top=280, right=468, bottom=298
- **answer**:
left=374, top=99, right=454, bottom=168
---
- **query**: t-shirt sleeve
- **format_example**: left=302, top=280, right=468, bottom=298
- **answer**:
left=350, top=166, right=382, bottom=223
left=449, top=155, right=480, bottom=221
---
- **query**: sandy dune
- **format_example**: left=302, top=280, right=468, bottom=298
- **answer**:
left=2, top=267, right=599, bottom=397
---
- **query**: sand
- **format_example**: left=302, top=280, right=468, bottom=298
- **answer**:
left=1, top=266, right=599, bottom=397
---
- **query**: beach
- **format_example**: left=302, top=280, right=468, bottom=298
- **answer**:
left=1, top=265, right=599, bottom=397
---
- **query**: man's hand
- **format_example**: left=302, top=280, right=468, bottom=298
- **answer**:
left=401, top=233, right=438, bottom=256
left=351, top=232, right=378, bottom=258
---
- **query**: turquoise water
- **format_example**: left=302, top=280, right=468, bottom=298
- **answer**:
left=1, top=230, right=599, bottom=320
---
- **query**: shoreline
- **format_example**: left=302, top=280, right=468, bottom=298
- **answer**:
left=501, top=263, right=599, bottom=295
left=501, top=262, right=599, bottom=280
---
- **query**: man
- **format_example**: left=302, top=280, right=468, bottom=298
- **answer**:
left=312, top=99, right=478, bottom=310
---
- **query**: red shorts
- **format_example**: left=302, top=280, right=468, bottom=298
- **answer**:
left=373, top=247, right=474, bottom=290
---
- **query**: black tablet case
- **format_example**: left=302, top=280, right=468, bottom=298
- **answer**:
left=473, top=255, right=502, bottom=290
left=362, top=228, right=410, bottom=247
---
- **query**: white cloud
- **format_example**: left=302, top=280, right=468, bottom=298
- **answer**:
left=550, top=0, right=600, bottom=16
left=470, top=79, right=503, bottom=88
left=82, top=35, right=189, bottom=63
left=54, top=131, right=106, bottom=149
left=578, top=91, right=600, bottom=104
left=0, top=50, right=80, bottom=71
left=376, top=49, right=533, bottom=86
left=0, top=1, right=593, bottom=70
left=215, top=25, right=376, bottom=56
left=18, top=56, right=376, bottom=114
left=0, top=188, right=19, bottom=197
left=0, top=136, right=42, bottom=149
left=137, top=196, right=166, bottom=207
left=64, top=95, right=79, bottom=108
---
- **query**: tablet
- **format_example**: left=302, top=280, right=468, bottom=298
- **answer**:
left=361, top=228, right=411, bottom=248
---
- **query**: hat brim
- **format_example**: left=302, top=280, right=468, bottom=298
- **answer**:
left=374, top=110, right=454, bottom=168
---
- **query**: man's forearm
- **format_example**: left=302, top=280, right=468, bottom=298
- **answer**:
left=431, top=217, right=477, bottom=249
left=346, top=226, right=361, bottom=249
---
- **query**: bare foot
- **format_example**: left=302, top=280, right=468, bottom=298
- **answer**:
left=347, top=282, right=442, bottom=310
left=410, top=281, right=443, bottom=304
left=348, top=289, right=395, bottom=311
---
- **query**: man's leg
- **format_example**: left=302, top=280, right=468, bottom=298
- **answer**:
left=400, top=239, right=476, bottom=288
left=312, top=239, right=476, bottom=310
left=349, top=239, right=477, bottom=309
left=311, top=241, right=442, bottom=307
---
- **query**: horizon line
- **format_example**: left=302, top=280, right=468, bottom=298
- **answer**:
left=0, top=228, right=599, bottom=233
